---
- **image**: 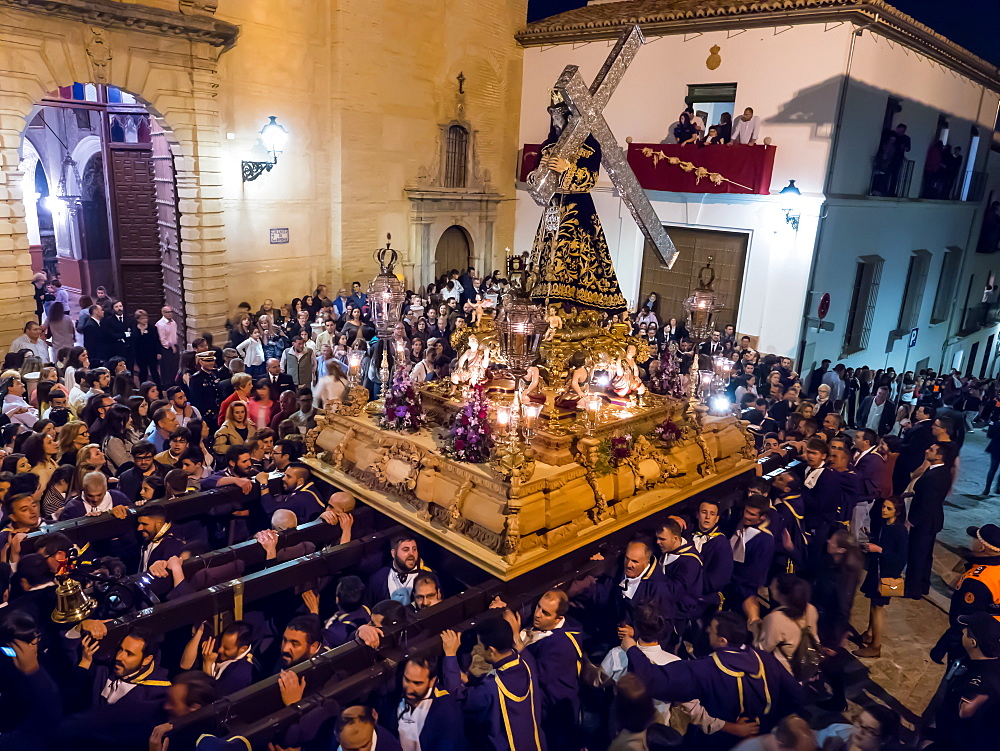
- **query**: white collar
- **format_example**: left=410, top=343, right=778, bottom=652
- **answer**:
left=857, top=445, right=877, bottom=460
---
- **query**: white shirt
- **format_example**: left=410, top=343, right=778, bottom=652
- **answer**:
left=8, top=335, right=49, bottom=360
left=865, top=399, right=886, bottom=431
left=3, top=395, right=38, bottom=427
left=730, top=525, right=764, bottom=563
left=601, top=645, right=722, bottom=731
left=212, top=647, right=252, bottom=680
left=236, top=337, right=265, bottom=367
left=821, top=371, right=845, bottom=401
left=101, top=676, right=140, bottom=704
left=803, top=465, right=825, bottom=489
left=156, top=317, right=178, bottom=350
left=731, top=115, right=761, bottom=144
left=396, top=688, right=434, bottom=751
left=83, top=492, right=115, bottom=517
left=521, top=617, right=566, bottom=648
left=620, top=564, right=653, bottom=600
left=388, top=568, right=419, bottom=603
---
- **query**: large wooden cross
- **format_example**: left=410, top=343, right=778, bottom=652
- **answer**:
left=526, top=25, right=678, bottom=269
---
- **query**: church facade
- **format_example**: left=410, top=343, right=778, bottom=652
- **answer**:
left=0, top=0, right=527, bottom=344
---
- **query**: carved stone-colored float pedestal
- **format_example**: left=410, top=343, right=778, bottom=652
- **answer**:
left=307, top=407, right=757, bottom=580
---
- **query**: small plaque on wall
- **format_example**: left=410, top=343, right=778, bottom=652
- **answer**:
left=270, top=228, right=289, bottom=244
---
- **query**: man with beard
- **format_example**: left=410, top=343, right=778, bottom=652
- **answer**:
left=136, top=504, right=186, bottom=573
left=116, top=441, right=165, bottom=502
left=58, top=628, right=171, bottom=749
left=261, top=463, right=325, bottom=524
left=385, top=654, right=466, bottom=751
left=202, top=444, right=268, bottom=532
left=411, top=572, right=443, bottom=613
left=367, top=534, right=433, bottom=606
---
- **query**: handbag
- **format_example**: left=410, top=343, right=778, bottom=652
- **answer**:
left=878, top=577, right=904, bottom=597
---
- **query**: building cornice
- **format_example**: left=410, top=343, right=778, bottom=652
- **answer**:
left=1, top=0, right=239, bottom=50
left=517, top=0, right=1000, bottom=93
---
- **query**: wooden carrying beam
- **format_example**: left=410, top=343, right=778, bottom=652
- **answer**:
left=19, top=485, right=243, bottom=554
left=168, top=555, right=612, bottom=748
left=178, top=506, right=379, bottom=579
left=103, top=526, right=406, bottom=646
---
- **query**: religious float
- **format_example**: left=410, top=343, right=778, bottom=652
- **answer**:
left=305, top=248, right=756, bottom=580
left=306, top=26, right=756, bottom=578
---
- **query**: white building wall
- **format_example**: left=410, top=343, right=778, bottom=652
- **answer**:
left=515, top=20, right=1000, bottom=368
left=829, top=31, right=1000, bottom=196
left=802, top=199, right=982, bottom=373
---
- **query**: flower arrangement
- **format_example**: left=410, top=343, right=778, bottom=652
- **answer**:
left=594, top=432, right=634, bottom=476
left=378, top=369, right=426, bottom=434
left=442, top=383, right=494, bottom=463
left=651, top=418, right=682, bottom=447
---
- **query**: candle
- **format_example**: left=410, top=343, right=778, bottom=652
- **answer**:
left=497, top=405, right=511, bottom=430
left=522, top=402, right=541, bottom=431
left=348, top=351, right=362, bottom=378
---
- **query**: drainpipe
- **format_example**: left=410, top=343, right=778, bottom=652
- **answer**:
left=794, top=18, right=875, bottom=367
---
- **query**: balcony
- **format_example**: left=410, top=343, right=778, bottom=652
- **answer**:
left=518, top=143, right=776, bottom=196
left=868, top=157, right=914, bottom=198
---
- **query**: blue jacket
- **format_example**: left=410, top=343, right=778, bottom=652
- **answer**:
left=627, top=645, right=805, bottom=731
left=691, top=528, right=733, bottom=598
left=444, top=651, right=545, bottom=751
left=524, top=626, right=583, bottom=724
left=729, top=521, right=775, bottom=601
left=261, top=481, right=326, bottom=525
left=655, top=542, right=705, bottom=620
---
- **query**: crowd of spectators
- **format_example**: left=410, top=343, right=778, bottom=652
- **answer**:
left=0, top=277, right=996, bottom=750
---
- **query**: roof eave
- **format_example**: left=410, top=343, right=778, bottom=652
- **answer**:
left=516, top=2, right=1000, bottom=93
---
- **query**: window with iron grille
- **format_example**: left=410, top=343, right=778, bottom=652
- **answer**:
left=895, top=249, right=932, bottom=334
left=931, top=247, right=963, bottom=324
left=444, top=125, right=468, bottom=188
left=843, top=255, right=883, bottom=355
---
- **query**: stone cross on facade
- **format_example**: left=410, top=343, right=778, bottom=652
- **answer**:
left=526, top=25, right=678, bottom=269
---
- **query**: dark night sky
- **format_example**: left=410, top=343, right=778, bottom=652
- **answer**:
left=526, top=0, right=1000, bottom=68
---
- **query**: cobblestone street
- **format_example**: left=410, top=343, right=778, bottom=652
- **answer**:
left=825, top=428, right=999, bottom=741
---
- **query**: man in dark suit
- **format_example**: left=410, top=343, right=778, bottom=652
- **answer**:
left=101, top=300, right=134, bottom=366
left=856, top=385, right=896, bottom=436
left=264, top=358, right=295, bottom=402
left=892, top=405, right=937, bottom=495
left=905, top=441, right=957, bottom=598
left=385, top=654, right=466, bottom=750
left=81, top=304, right=108, bottom=365
left=699, top=330, right=724, bottom=358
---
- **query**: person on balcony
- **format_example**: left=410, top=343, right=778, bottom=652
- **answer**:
left=730, top=107, right=761, bottom=145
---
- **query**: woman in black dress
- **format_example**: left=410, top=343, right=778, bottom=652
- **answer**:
left=856, top=496, right=908, bottom=658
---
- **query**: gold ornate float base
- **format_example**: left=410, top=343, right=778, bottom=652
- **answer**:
left=306, top=401, right=757, bottom=579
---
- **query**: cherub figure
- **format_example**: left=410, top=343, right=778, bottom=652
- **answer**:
left=542, top=305, right=564, bottom=342
left=451, top=334, right=491, bottom=386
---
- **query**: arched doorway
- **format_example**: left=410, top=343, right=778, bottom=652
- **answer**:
left=20, top=82, right=185, bottom=336
left=435, top=225, right=472, bottom=279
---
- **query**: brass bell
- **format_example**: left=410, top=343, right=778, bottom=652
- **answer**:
left=51, top=577, right=97, bottom=624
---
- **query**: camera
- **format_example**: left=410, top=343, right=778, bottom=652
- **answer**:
left=62, top=551, right=161, bottom=621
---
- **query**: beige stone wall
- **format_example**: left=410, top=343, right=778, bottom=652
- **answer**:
left=213, top=0, right=527, bottom=304
left=0, top=6, right=231, bottom=345
left=0, top=0, right=526, bottom=346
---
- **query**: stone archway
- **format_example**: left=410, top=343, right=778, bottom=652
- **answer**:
left=0, top=2, right=237, bottom=345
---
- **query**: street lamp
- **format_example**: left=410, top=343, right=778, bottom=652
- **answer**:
left=683, top=258, right=719, bottom=416
left=242, top=116, right=290, bottom=182
left=779, top=179, right=801, bottom=232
